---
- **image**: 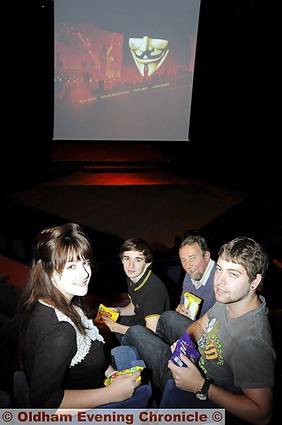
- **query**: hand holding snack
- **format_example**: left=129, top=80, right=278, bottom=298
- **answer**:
left=183, top=292, right=202, bottom=320
left=102, top=316, right=119, bottom=332
left=106, top=372, right=141, bottom=402
left=95, top=304, right=120, bottom=326
left=170, top=332, right=200, bottom=367
left=104, top=366, right=144, bottom=386
left=168, top=354, right=204, bottom=392
left=105, top=365, right=116, bottom=377
left=170, top=340, right=178, bottom=353
left=176, top=303, right=189, bottom=316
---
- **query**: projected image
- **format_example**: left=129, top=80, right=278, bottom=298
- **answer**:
left=129, top=36, right=169, bottom=77
left=54, top=0, right=201, bottom=141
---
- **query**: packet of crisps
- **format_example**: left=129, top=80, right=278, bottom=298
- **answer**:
left=104, top=365, right=144, bottom=386
left=183, top=291, right=202, bottom=320
left=96, top=304, right=120, bottom=322
left=170, top=332, right=200, bottom=367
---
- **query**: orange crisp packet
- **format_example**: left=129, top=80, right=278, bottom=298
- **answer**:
left=96, top=304, right=120, bottom=322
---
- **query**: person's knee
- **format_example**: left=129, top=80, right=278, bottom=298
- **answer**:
left=157, top=310, right=177, bottom=331
left=160, top=310, right=177, bottom=323
left=123, top=325, right=146, bottom=345
left=157, top=310, right=187, bottom=344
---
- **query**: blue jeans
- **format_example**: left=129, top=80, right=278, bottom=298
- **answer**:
left=123, top=325, right=170, bottom=390
left=156, top=310, right=192, bottom=345
left=123, top=311, right=192, bottom=389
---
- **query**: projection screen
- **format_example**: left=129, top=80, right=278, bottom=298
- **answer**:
left=53, top=0, right=201, bottom=141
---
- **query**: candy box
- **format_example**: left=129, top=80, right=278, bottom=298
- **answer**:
left=183, top=291, right=202, bottom=320
left=170, top=332, right=200, bottom=367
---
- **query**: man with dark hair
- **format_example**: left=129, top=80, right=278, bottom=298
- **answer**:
left=157, top=233, right=216, bottom=345
left=103, top=237, right=170, bottom=338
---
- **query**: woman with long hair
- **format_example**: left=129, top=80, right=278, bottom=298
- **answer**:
left=19, top=222, right=139, bottom=408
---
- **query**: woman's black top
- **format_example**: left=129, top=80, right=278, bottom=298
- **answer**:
left=23, top=302, right=106, bottom=408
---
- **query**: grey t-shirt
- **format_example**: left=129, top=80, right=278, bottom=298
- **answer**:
left=197, top=297, right=276, bottom=393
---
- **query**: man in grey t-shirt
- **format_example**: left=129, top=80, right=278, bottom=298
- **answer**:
left=168, top=237, right=275, bottom=425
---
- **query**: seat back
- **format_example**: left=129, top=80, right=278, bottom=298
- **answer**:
left=111, top=345, right=139, bottom=370
left=13, top=371, right=31, bottom=408
left=0, top=390, right=11, bottom=408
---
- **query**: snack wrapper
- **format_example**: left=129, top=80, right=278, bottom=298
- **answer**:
left=170, top=332, right=200, bottom=367
left=104, top=365, right=144, bottom=386
left=183, top=291, right=202, bottom=320
left=96, top=304, right=120, bottom=322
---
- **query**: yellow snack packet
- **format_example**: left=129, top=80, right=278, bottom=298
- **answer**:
left=96, top=304, right=120, bottom=322
left=104, top=366, right=144, bottom=386
left=183, top=291, right=202, bottom=320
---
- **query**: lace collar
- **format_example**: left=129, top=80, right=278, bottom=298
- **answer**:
left=39, top=300, right=104, bottom=367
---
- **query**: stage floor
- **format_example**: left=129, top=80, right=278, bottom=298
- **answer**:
left=8, top=170, right=244, bottom=250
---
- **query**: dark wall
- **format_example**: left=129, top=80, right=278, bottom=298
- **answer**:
left=1, top=1, right=276, bottom=196
left=1, top=0, right=53, bottom=194
left=190, top=0, right=258, bottom=139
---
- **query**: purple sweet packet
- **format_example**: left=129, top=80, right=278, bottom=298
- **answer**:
left=170, top=332, right=200, bottom=367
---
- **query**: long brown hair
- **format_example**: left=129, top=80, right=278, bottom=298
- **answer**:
left=20, top=223, right=93, bottom=335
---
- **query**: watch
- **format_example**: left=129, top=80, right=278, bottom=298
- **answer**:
left=195, top=377, right=213, bottom=400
